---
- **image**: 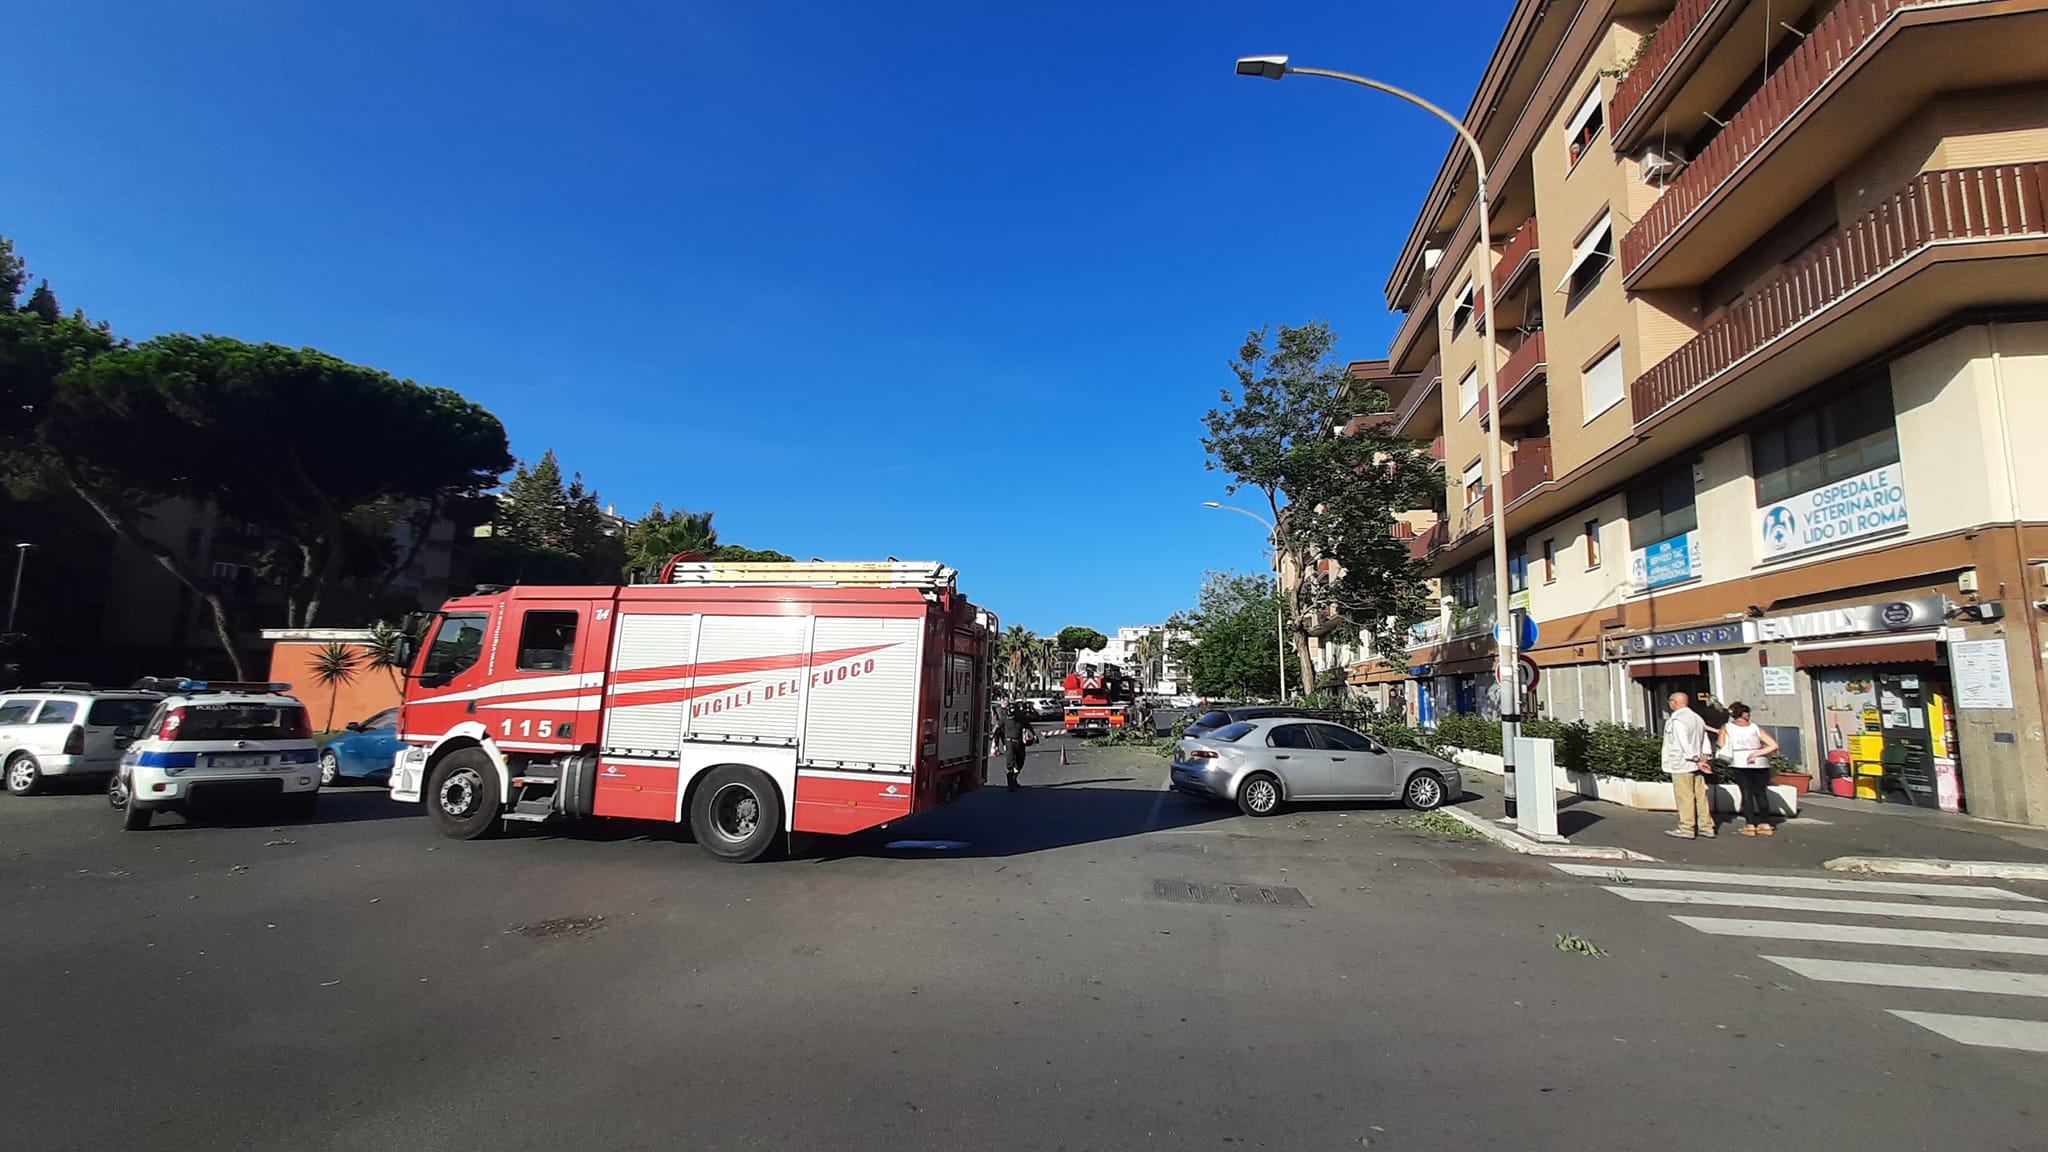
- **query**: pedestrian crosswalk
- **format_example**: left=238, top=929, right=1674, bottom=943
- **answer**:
left=1553, top=861, right=2048, bottom=1053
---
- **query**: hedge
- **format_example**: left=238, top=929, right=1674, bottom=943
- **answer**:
left=1424, top=714, right=1669, bottom=783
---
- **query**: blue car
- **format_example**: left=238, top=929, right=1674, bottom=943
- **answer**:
left=319, top=708, right=402, bottom=785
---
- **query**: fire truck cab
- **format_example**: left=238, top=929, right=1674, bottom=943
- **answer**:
left=390, top=560, right=995, bottom=862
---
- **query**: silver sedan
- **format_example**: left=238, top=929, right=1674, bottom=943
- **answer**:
left=1170, top=717, right=1462, bottom=817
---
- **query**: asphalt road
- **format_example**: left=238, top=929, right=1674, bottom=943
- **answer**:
left=3, top=729, right=2042, bottom=1151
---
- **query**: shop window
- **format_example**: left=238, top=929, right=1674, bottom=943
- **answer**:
left=1627, top=469, right=1698, bottom=550
left=1584, top=519, right=1601, bottom=568
left=1564, top=84, right=1605, bottom=168
left=1751, top=374, right=1900, bottom=505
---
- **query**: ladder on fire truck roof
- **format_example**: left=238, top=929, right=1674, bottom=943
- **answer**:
left=653, top=558, right=958, bottom=590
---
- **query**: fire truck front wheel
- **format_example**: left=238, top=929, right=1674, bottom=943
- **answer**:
left=689, top=765, right=782, bottom=863
left=425, top=748, right=501, bottom=840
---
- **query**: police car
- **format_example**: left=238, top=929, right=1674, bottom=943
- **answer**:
left=109, top=682, right=322, bottom=830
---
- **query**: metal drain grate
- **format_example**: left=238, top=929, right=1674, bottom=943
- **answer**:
left=1149, top=879, right=1312, bottom=908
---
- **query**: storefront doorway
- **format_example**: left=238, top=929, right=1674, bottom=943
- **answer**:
left=1810, top=662, right=1961, bottom=810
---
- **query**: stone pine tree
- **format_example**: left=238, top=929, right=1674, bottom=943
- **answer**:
left=22, top=280, right=59, bottom=323
left=1201, top=320, right=1441, bottom=688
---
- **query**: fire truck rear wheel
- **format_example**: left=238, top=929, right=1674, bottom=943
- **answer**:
left=426, top=748, right=501, bottom=840
left=689, top=765, right=782, bottom=863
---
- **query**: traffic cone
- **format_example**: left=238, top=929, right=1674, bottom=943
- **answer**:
left=1059, top=746, right=1069, bottom=766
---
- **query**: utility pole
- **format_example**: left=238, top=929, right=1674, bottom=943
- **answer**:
left=7, top=543, right=31, bottom=632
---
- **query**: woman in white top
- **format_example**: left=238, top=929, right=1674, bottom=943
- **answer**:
left=1719, top=702, right=1783, bottom=836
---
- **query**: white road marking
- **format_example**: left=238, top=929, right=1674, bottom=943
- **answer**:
left=1887, top=1011, right=2048, bottom=1052
left=1602, top=887, right=2048, bottom=926
left=1553, top=863, right=2043, bottom=902
left=1674, top=916, right=2048, bottom=956
left=1142, top=785, right=1171, bottom=832
left=1763, top=955, right=2048, bottom=997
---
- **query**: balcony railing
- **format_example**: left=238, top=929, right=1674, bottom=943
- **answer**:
left=1497, top=330, right=1547, bottom=408
left=1492, top=217, right=1540, bottom=297
left=1610, top=0, right=1725, bottom=135
left=1632, top=162, right=2048, bottom=424
left=1389, top=353, right=1443, bottom=435
left=1428, top=435, right=1445, bottom=461
left=1502, top=437, right=1553, bottom=506
left=1622, top=0, right=1938, bottom=276
left=1406, top=521, right=1448, bottom=563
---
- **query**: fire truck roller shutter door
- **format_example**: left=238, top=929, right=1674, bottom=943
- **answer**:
left=687, top=615, right=807, bottom=744
left=803, top=616, right=921, bottom=769
left=603, top=613, right=698, bottom=756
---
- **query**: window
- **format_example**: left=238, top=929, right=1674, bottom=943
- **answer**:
left=421, top=613, right=488, bottom=681
left=87, top=698, right=157, bottom=729
left=33, top=700, right=78, bottom=725
left=1450, top=278, right=1475, bottom=335
left=1582, top=344, right=1625, bottom=420
left=1565, top=84, right=1606, bottom=167
left=362, top=708, right=398, bottom=731
left=516, top=610, right=579, bottom=672
left=1448, top=564, right=1482, bottom=609
left=0, top=700, right=40, bottom=725
left=1628, top=469, right=1699, bottom=549
left=1542, top=538, right=1557, bottom=583
left=1209, top=721, right=1255, bottom=742
left=1462, top=459, right=1484, bottom=503
left=1313, top=725, right=1383, bottom=753
left=1584, top=519, right=1602, bottom=568
left=1751, top=373, right=1900, bottom=504
left=1563, top=213, right=1614, bottom=303
left=178, top=703, right=311, bottom=741
left=1507, top=546, right=1528, bottom=594
left=1457, top=367, right=1479, bottom=415
left=1267, top=723, right=1316, bottom=749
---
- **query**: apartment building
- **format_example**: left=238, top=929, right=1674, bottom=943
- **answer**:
left=1361, top=0, right=2048, bottom=825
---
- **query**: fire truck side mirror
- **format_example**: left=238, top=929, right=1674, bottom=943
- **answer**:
left=418, top=672, right=451, bottom=689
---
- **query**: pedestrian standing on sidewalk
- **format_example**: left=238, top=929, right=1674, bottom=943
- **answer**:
left=1661, top=691, right=1716, bottom=839
left=1718, top=702, right=1782, bottom=837
left=1002, top=701, right=1034, bottom=792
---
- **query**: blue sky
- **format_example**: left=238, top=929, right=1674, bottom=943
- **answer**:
left=7, top=1, right=1508, bottom=634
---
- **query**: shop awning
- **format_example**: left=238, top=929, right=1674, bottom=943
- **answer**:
left=1794, top=640, right=1940, bottom=668
left=1628, top=659, right=1702, bottom=679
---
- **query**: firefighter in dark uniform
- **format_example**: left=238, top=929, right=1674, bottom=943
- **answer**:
left=1002, top=700, right=1033, bottom=791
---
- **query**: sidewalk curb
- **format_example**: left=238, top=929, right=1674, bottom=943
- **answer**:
left=1824, top=856, right=2048, bottom=882
left=1442, top=806, right=1659, bottom=861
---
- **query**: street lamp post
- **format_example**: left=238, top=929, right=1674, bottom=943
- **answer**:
left=1235, top=54, right=1519, bottom=803
left=1201, top=502, right=1288, bottom=701
left=6, top=543, right=31, bottom=633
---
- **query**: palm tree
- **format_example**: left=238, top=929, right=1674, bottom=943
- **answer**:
left=309, top=641, right=362, bottom=733
left=623, top=504, right=720, bottom=580
left=1132, top=630, right=1165, bottom=692
left=1029, top=636, right=1059, bottom=690
left=364, top=620, right=411, bottom=697
left=999, top=625, right=1035, bottom=692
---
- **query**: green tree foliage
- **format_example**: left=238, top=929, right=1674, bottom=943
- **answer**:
left=997, top=625, right=1036, bottom=691
left=0, top=237, right=25, bottom=309
left=1131, top=629, right=1165, bottom=689
left=1055, top=625, right=1109, bottom=654
left=476, top=449, right=626, bottom=585
left=1166, top=571, right=1282, bottom=700
left=1201, top=320, right=1441, bottom=679
left=45, top=335, right=512, bottom=671
left=22, top=280, right=59, bottom=323
left=620, top=504, right=791, bottom=581
left=309, top=641, right=361, bottom=733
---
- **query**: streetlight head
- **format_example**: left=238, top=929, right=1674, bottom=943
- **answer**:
left=1234, top=55, right=1289, bottom=80
left=1202, top=501, right=1222, bottom=508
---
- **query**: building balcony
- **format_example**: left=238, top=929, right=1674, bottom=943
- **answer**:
left=1390, top=354, right=1444, bottom=438
left=1633, top=162, right=2048, bottom=425
left=1406, top=520, right=1448, bottom=563
left=1492, top=217, right=1540, bottom=299
left=1428, top=435, right=1444, bottom=461
left=1481, top=331, right=1548, bottom=429
left=1621, top=0, right=2048, bottom=289
left=1501, top=437, right=1553, bottom=507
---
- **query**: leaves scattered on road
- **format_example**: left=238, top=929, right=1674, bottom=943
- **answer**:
left=511, top=915, right=606, bottom=939
left=1555, top=932, right=1607, bottom=958
left=1401, top=810, right=1484, bottom=839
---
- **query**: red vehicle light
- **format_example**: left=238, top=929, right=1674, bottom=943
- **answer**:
left=1188, top=749, right=1219, bottom=759
left=280, top=708, right=313, bottom=739
left=63, top=725, right=85, bottom=755
left=156, top=707, right=185, bottom=739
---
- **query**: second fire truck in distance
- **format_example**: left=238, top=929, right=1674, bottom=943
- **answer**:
left=1061, top=663, right=1135, bottom=736
left=389, top=560, right=996, bottom=862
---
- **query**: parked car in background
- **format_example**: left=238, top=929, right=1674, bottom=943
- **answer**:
left=111, top=684, right=321, bottom=829
left=1180, top=705, right=1320, bottom=741
left=1029, top=697, right=1063, bottom=721
left=0, top=687, right=162, bottom=796
left=1170, top=716, right=1461, bottom=817
left=319, top=707, right=402, bottom=784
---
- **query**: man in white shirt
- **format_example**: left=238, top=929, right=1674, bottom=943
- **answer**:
left=1661, top=692, right=1716, bottom=839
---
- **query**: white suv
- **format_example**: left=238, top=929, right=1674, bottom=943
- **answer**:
left=111, top=686, right=321, bottom=830
left=0, top=687, right=163, bottom=796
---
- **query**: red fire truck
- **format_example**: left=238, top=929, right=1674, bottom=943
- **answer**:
left=1061, top=664, right=1134, bottom=736
left=389, top=560, right=997, bottom=862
